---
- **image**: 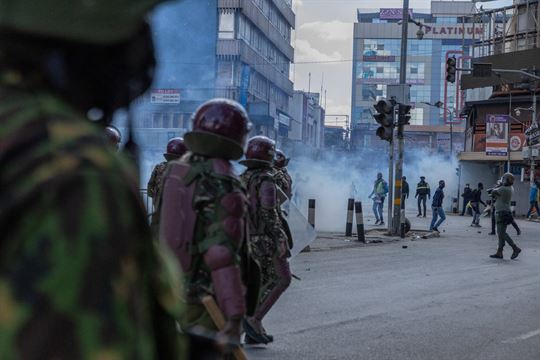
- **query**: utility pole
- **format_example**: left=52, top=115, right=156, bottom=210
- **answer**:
left=531, top=89, right=537, bottom=185
left=392, top=0, right=409, bottom=236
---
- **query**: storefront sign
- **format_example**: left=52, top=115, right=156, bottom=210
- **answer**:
left=485, top=114, right=509, bottom=156
left=509, top=134, right=526, bottom=151
left=150, top=89, right=180, bottom=104
left=423, top=25, right=483, bottom=36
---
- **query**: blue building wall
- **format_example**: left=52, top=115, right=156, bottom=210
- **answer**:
left=151, top=0, right=218, bottom=100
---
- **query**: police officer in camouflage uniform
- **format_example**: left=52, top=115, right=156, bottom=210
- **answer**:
left=148, top=137, right=188, bottom=204
left=159, top=99, right=251, bottom=350
left=0, top=0, right=185, bottom=358
left=241, top=136, right=292, bottom=345
left=273, top=149, right=293, bottom=200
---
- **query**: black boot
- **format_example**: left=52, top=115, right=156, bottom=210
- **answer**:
left=510, top=245, right=522, bottom=260
left=489, top=248, right=504, bottom=259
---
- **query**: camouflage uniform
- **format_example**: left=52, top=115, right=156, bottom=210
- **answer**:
left=0, top=89, right=184, bottom=359
left=148, top=161, right=168, bottom=200
left=273, top=167, right=293, bottom=200
left=161, top=154, right=247, bottom=331
left=241, top=137, right=291, bottom=344
left=159, top=99, right=251, bottom=349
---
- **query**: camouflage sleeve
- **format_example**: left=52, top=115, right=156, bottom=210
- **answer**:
left=0, top=166, right=181, bottom=359
left=194, top=174, right=246, bottom=319
left=147, top=164, right=160, bottom=198
left=259, top=178, right=285, bottom=246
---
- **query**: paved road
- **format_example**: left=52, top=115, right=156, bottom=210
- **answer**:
left=245, top=214, right=540, bottom=360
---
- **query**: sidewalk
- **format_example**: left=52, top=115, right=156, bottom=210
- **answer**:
left=308, top=211, right=537, bottom=253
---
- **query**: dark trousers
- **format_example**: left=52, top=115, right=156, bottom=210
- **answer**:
left=471, top=202, right=481, bottom=225
left=461, top=199, right=470, bottom=215
left=417, top=195, right=427, bottom=216
left=491, top=209, right=520, bottom=234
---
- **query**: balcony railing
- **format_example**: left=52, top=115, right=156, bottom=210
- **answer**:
left=217, top=39, right=294, bottom=96
left=218, top=0, right=294, bottom=61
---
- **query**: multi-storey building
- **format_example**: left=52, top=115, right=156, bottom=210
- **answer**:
left=128, top=0, right=295, bottom=162
left=458, top=0, right=540, bottom=215
left=289, top=91, right=325, bottom=153
left=351, top=1, right=480, bottom=151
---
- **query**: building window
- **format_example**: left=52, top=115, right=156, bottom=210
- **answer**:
left=218, top=12, right=235, bottom=39
left=376, top=66, right=384, bottom=74
left=377, top=44, right=384, bottom=50
left=410, top=67, right=418, bottom=74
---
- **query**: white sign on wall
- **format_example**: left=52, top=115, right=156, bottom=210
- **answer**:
left=150, top=89, right=181, bottom=104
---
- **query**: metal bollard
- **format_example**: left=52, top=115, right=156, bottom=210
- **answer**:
left=308, top=199, right=316, bottom=228
left=345, top=198, right=354, bottom=236
left=452, top=197, right=458, bottom=214
left=355, top=201, right=366, bottom=243
left=511, top=201, right=516, bottom=216
left=303, top=199, right=316, bottom=253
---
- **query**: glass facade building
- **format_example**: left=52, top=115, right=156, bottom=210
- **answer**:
left=352, top=7, right=478, bottom=127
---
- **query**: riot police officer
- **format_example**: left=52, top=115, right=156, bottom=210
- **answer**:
left=159, top=99, right=251, bottom=349
left=241, top=137, right=292, bottom=345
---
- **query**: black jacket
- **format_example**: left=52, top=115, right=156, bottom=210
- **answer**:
left=461, top=187, right=472, bottom=200
left=470, top=188, right=486, bottom=206
left=402, top=180, right=410, bottom=198
left=432, top=187, right=444, bottom=207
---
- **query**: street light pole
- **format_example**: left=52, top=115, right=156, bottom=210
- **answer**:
left=392, top=0, right=409, bottom=237
left=531, top=89, right=537, bottom=185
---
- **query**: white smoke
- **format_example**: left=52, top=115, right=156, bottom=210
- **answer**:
left=288, top=149, right=460, bottom=232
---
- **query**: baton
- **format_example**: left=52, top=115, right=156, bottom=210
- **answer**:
left=200, top=296, right=248, bottom=360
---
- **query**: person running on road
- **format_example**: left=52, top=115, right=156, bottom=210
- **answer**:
left=470, top=182, right=486, bottom=227
left=430, top=180, right=446, bottom=232
left=369, top=172, right=388, bottom=226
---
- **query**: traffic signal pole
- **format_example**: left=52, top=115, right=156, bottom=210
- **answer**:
left=392, top=0, right=409, bottom=237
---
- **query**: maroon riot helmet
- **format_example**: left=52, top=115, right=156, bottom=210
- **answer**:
left=274, top=149, right=290, bottom=168
left=163, top=137, right=187, bottom=161
left=184, top=98, right=252, bottom=160
left=104, top=125, right=121, bottom=149
left=240, top=136, right=275, bottom=168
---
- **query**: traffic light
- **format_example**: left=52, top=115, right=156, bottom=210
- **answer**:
left=373, top=99, right=395, bottom=141
left=446, top=56, right=457, bottom=83
left=398, top=104, right=412, bottom=125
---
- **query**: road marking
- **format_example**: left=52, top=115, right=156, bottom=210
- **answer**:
left=502, top=329, right=540, bottom=344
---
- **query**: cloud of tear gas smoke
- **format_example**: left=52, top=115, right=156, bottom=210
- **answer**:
left=288, top=149, right=459, bottom=232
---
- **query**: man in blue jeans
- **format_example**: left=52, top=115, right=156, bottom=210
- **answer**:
left=369, top=172, right=389, bottom=225
left=527, top=180, right=540, bottom=219
left=430, top=180, right=446, bottom=232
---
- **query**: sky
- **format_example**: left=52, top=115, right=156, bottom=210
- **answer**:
left=291, top=0, right=513, bottom=121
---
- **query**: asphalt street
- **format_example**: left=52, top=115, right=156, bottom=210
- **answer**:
left=245, top=213, right=540, bottom=360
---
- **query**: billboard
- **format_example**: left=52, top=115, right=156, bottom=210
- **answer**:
left=485, top=114, right=509, bottom=156
left=379, top=8, right=413, bottom=20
